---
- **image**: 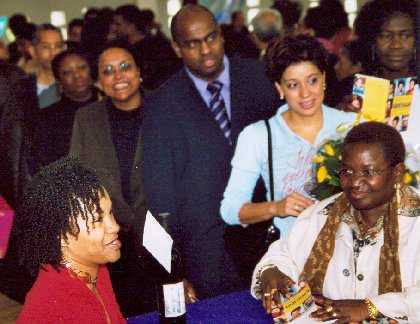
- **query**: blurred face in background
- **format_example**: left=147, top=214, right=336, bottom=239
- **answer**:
left=98, top=47, right=141, bottom=110
left=68, top=26, right=82, bottom=43
left=34, top=29, right=65, bottom=71
left=334, top=47, right=362, bottom=81
left=58, top=54, right=92, bottom=102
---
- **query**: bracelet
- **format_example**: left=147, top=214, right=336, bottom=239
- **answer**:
left=364, top=298, right=379, bottom=319
left=254, top=264, right=278, bottom=299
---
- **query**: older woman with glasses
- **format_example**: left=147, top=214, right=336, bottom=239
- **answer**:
left=252, top=122, right=420, bottom=322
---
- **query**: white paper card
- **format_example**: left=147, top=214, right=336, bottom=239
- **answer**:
left=143, top=211, right=173, bottom=273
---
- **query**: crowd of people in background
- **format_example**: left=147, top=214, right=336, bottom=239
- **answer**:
left=0, top=0, right=418, bottom=322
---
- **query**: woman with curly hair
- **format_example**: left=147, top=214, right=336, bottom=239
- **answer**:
left=354, top=0, right=416, bottom=80
left=15, top=157, right=125, bottom=323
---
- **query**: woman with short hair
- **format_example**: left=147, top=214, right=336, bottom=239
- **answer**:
left=30, top=49, right=99, bottom=174
left=221, top=35, right=358, bottom=238
left=253, top=122, right=420, bottom=322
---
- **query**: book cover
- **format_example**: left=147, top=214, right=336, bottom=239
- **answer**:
left=352, top=74, right=417, bottom=132
left=271, top=284, right=315, bottom=323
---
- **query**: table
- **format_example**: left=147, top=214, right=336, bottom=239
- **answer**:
left=128, top=290, right=274, bottom=323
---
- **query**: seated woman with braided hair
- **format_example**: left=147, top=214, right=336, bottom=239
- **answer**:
left=252, top=122, right=420, bottom=322
left=15, top=157, right=126, bottom=323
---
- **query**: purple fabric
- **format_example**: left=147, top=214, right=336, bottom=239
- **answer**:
left=128, top=290, right=273, bottom=323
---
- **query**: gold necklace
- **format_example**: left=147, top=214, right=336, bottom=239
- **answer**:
left=66, top=263, right=97, bottom=285
left=61, top=248, right=97, bottom=285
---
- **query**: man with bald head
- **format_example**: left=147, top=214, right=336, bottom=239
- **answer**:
left=140, top=4, right=280, bottom=299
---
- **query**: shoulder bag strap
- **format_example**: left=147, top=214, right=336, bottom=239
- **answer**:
left=264, top=120, right=274, bottom=201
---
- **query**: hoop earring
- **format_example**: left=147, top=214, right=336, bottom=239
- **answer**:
left=324, top=83, right=326, bottom=91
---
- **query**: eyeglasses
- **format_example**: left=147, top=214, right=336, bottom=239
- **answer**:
left=101, top=61, right=133, bottom=76
left=336, top=168, right=389, bottom=178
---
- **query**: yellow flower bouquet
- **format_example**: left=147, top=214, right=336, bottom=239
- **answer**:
left=310, top=139, right=344, bottom=201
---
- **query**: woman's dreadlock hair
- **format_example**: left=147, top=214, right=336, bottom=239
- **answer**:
left=14, top=156, right=106, bottom=276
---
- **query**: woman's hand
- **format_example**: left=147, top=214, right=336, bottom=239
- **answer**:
left=260, top=267, right=295, bottom=313
left=336, top=94, right=361, bottom=112
left=310, top=295, right=371, bottom=323
left=183, top=279, right=198, bottom=304
left=273, top=192, right=314, bottom=217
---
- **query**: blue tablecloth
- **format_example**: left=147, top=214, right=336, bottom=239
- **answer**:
left=128, top=290, right=273, bottom=323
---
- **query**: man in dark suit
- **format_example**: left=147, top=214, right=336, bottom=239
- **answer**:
left=140, top=4, right=280, bottom=299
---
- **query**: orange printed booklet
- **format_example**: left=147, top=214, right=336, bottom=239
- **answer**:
left=271, top=284, right=315, bottom=323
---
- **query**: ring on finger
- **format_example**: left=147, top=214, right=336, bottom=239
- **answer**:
left=294, top=204, right=300, bottom=211
left=326, top=306, right=334, bottom=312
left=270, top=288, right=278, bottom=297
left=332, top=312, right=338, bottom=318
left=263, top=292, right=271, bottom=298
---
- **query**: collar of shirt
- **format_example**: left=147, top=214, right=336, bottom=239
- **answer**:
left=186, top=55, right=231, bottom=119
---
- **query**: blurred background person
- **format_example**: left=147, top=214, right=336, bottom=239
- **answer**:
left=69, top=44, right=150, bottom=317
left=0, top=23, right=65, bottom=207
left=30, top=49, right=99, bottom=175
left=80, top=7, right=115, bottom=80
left=15, top=23, right=38, bottom=74
left=251, top=8, right=283, bottom=59
left=272, top=0, right=302, bottom=36
left=7, top=13, right=28, bottom=65
left=253, top=122, right=420, bottom=322
left=0, top=60, right=25, bottom=203
left=319, top=0, right=353, bottom=55
left=354, top=0, right=416, bottom=81
left=66, top=18, right=83, bottom=50
left=331, top=39, right=371, bottom=108
left=15, top=157, right=125, bottom=323
left=297, top=3, right=349, bottom=106
left=113, top=5, right=181, bottom=90
left=221, top=10, right=259, bottom=59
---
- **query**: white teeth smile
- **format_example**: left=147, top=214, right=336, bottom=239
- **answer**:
left=113, top=83, right=128, bottom=90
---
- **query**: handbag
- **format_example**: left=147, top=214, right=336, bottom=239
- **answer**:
left=263, top=119, right=280, bottom=246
